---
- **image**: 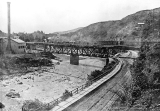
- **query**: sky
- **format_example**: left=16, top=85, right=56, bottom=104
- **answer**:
left=0, top=0, right=160, bottom=34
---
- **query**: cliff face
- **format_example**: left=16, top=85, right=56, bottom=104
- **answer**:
left=49, top=7, right=160, bottom=43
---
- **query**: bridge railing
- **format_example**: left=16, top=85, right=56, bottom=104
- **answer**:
left=27, top=59, right=119, bottom=111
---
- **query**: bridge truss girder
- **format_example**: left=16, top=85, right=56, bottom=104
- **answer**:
left=26, top=43, right=127, bottom=58
left=45, top=45, right=109, bottom=58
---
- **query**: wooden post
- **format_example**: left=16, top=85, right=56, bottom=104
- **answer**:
left=44, top=44, right=46, bottom=52
left=77, top=47, right=78, bottom=54
left=76, top=88, right=78, bottom=94
left=81, top=85, right=84, bottom=90
left=61, top=46, right=64, bottom=54
left=82, top=48, right=84, bottom=55
left=70, top=91, right=73, bottom=96
left=55, top=99, right=59, bottom=105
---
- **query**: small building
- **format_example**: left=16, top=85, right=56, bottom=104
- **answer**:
left=0, top=36, right=26, bottom=54
left=11, top=36, right=26, bottom=54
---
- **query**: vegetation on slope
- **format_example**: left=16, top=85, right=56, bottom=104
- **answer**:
left=0, top=30, right=47, bottom=42
left=111, top=42, right=160, bottom=110
left=1, top=7, right=160, bottom=43
left=49, top=7, right=160, bottom=43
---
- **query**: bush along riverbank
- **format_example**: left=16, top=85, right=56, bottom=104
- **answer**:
left=86, top=59, right=118, bottom=83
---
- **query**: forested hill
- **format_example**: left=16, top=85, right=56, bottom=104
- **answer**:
left=49, top=7, right=160, bottom=43
left=1, top=7, right=160, bottom=43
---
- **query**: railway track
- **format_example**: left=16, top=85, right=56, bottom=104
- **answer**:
left=64, top=59, right=130, bottom=111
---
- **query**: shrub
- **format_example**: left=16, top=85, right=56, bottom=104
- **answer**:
left=133, top=73, right=149, bottom=90
left=153, top=72, right=160, bottom=83
left=102, top=60, right=116, bottom=71
left=22, top=99, right=45, bottom=111
left=61, top=90, right=72, bottom=101
left=111, top=83, right=142, bottom=107
left=135, top=90, right=153, bottom=110
left=87, top=59, right=117, bottom=82
left=87, top=70, right=102, bottom=81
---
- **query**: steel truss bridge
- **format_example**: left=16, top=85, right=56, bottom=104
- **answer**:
left=26, top=42, right=138, bottom=58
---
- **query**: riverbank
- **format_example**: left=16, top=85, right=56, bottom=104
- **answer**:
left=0, top=54, right=107, bottom=111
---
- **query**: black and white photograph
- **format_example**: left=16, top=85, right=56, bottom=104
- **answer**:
left=0, top=0, right=160, bottom=111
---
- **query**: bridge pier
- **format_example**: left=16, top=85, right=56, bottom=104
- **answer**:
left=106, top=57, right=109, bottom=66
left=70, top=53, right=79, bottom=65
left=44, top=44, right=47, bottom=52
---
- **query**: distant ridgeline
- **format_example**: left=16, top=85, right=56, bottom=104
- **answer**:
left=2, top=7, right=160, bottom=46
left=47, top=7, right=160, bottom=46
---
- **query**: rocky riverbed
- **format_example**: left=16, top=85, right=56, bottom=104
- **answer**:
left=0, top=54, right=107, bottom=111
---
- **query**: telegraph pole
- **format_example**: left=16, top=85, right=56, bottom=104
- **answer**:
left=6, top=2, right=12, bottom=54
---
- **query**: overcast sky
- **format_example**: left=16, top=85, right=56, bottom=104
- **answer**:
left=0, top=0, right=160, bottom=33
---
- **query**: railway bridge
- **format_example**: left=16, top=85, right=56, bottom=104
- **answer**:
left=26, top=42, right=138, bottom=65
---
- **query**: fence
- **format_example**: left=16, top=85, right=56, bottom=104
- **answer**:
left=27, top=59, right=119, bottom=111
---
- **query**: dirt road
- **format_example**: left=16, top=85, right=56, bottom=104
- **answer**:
left=64, top=58, right=131, bottom=111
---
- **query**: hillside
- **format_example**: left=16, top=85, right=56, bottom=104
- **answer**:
left=0, top=30, right=7, bottom=37
left=53, top=27, right=83, bottom=35
left=49, top=7, right=160, bottom=43
left=2, top=7, right=160, bottom=43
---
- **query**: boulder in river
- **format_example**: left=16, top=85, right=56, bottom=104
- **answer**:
left=6, top=90, right=20, bottom=98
